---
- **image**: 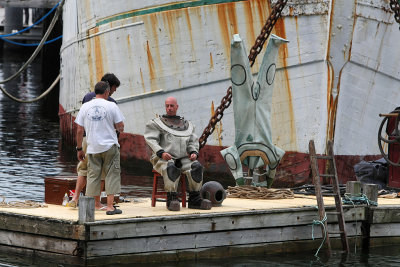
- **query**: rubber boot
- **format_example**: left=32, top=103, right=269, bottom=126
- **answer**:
left=188, top=191, right=212, bottom=210
left=166, top=192, right=180, bottom=211
left=266, top=177, right=274, bottom=189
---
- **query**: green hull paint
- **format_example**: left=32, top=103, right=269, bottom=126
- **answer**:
left=96, top=0, right=246, bottom=26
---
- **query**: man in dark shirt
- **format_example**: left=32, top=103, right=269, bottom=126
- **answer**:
left=68, top=73, right=120, bottom=210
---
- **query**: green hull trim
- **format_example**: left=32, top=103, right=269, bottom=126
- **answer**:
left=96, top=0, right=246, bottom=27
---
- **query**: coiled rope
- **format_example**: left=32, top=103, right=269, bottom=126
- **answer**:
left=342, top=193, right=378, bottom=206
left=0, top=0, right=64, bottom=103
left=0, top=195, right=47, bottom=209
left=227, top=185, right=294, bottom=199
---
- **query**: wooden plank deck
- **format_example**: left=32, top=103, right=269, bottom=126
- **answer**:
left=0, top=196, right=399, bottom=266
left=0, top=195, right=338, bottom=221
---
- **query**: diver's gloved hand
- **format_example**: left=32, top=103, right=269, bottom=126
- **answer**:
left=235, top=177, right=245, bottom=186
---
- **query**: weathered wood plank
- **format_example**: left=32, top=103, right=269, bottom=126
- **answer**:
left=370, top=223, right=400, bottom=237
left=79, top=196, right=95, bottom=224
left=0, top=243, right=84, bottom=266
left=86, top=237, right=362, bottom=265
left=0, top=229, right=79, bottom=255
left=0, top=0, right=59, bottom=8
left=86, top=222, right=362, bottom=257
left=372, top=207, right=400, bottom=223
left=346, top=181, right=361, bottom=196
left=362, top=184, right=378, bottom=203
left=89, top=207, right=365, bottom=240
left=0, top=212, right=85, bottom=240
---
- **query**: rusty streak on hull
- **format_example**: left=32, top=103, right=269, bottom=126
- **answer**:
left=59, top=0, right=400, bottom=187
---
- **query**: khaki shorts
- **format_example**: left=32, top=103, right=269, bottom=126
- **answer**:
left=77, top=137, right=105, bottom=179
left=86, top=145, right=121, bottom=196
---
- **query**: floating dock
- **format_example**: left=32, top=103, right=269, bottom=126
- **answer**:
left=0, top=196, right=399, bottom=266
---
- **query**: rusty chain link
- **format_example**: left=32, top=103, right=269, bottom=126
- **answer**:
left=390, top=0, right=400, bottom=24
left=199, top=86, right=233, bottom=149
left=199, top=0, right=288, bottom=150
left=248, top=0, right=288, bottom=67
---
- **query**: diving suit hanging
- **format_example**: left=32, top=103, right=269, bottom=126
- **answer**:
left=221, top=33, right=288, bottom=187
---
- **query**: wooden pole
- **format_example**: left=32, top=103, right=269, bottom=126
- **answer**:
left=362, top=184, right=378, bottom=203
left=79, top=196, right=95, bottom=224
left=346, top=181, right=362, bottom=196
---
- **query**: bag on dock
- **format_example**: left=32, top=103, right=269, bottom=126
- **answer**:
left=354, top=158, right=387, bottom=189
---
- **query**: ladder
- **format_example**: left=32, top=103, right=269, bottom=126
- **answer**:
left=309, top=139, right=349, bottom=253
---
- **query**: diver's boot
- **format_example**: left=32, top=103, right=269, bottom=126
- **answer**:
left=166, top=192, right=180, bottom=211
left=188, top=191, right=212, bottom=210
left=235, top=177, right=245, bottom=186
left=266, top=177, right=274, bottom=189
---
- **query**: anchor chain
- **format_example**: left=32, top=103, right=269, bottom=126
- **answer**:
left=199, top=0, right=288, bottom=150
left=199, top=86, right=233, bottom=149
left=248, top=0, right=288, bottom=67
left=390, top=0, right=400, bottom=24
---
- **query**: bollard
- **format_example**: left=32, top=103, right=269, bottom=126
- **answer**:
left=362, top=183, right=379, bottom=203
left=4, top=7, right=23, bottom=34
left=78, top=196, right=95, bottom=224
left=346, top=181, right=361, bottom=196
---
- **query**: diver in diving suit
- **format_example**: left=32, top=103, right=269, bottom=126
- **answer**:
left=144, top=97, right=212, bottom=211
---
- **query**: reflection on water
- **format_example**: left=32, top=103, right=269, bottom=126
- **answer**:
left=0, top=50, right=231, bottom=204
left=0, top=51, right=153, bottom=203
left=0, top=52, right=65, bottom=202
left=1, top=245, right=400, bottom=266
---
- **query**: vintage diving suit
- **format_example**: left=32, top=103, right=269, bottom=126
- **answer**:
left=144, top=115, right=203, bottom=192
left=220, top=34, right=288, bottom=187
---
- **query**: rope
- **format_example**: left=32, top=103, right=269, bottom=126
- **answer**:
left=1, top=35, right=63, bottom=46
left=292, top=184, right=347, bottom=196
left=0, top=0, right=64, bottom=103
left=0, top=2, right=60, bottom=37
left=311, top=213, right=327, bottom=257
left=0, top=0, right=64, bottom=85
left=0, top=2, right=62, bottom=46
left=0, top=74, right=60, bottom=103
left=342, top=193, right=378, bottom=206
left=345, top=196, right=358, bottom=254
left=342, top=193, right=377, bottom=254
left=0, top=195, right=47, bottom=209
left=227, top=185, right=294, bottom=199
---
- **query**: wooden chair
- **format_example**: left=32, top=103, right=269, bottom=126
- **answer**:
left=151, top=170, right=187, bottom=207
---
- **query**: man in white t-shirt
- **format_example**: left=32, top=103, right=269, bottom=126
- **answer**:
left=75, top=81, right=125, bottom=215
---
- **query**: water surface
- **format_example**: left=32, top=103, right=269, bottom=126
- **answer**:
left=0, top=51, right=153, bottom=203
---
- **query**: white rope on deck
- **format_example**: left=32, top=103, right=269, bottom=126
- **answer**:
left=0, top=195, right=47, bottom=209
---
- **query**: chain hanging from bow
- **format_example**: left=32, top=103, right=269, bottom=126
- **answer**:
left=199, top=0, right=288, bottom=150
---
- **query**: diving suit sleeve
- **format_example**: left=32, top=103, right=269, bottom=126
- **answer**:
left=186, top=127, right=199, bottom=155
left=144, top=120, right=163, bottom=154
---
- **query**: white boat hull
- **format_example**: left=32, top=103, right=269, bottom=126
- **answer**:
left=59, top=0, right=400, bottom=185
